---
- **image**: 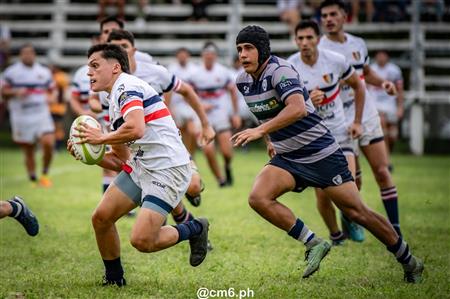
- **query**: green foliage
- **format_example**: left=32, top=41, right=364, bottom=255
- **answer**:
left=0, top=148, right=449, bottom=298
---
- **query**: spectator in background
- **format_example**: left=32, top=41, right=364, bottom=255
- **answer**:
left=49, top=64, right=69, bottom=151
left=190, top=0, right=209, bottom=22
left=369, top=50, right=404, bottom=155
left=278, top=0, right=302, bottom=34
left=372, top=0, right=407, bottom=22
left=98, top=0, right=125, bottom=21
left=1, top=44, right=55, bottom=188
left=134, top=0, right=148, bottom=28
left=0, top=23, right=11, bottom=71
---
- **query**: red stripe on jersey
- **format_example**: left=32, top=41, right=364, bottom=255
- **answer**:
left=121, top=100, right=143, bottom=115
left=27, top=88, right=46, bottom=94
left=359, top=74, right=365, bottom=80
left=104, top=115, right=110, bottom=122
left=320, top=88, right=340, bottom=105
left=72, top=90, right=81, bottom=96
left=144, top=108, right=171, bottom=122
left=197, top=90, right=226, bottom=99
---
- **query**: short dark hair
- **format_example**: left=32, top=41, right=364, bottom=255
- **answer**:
left=87, top=43, right=130, bottom=74
left=295, top=20, right=321, bottom=36
left=202, top=41, right=218, bottom=53
left=99, top=16, right=124, bottom=31
left=20, top=43, right=34, bottom=51
left=107, top=29, right=135, bottom=46
left=319, top=0, right=347, bottom=12
left=176, top=47, right=190, bottom=55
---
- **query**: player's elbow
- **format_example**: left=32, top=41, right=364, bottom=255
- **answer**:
left=132, top=126, right=145, bottom=140
left=294, top=106, right=307, bottom=119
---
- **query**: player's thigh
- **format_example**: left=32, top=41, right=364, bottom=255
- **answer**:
left=216, top=130, right=232, bottom=154
left=344, top=153, right=356, bottom=178
left=202, top=139, right=216, bottom=156
left=361, top=139, right=390, bottom=169
left=39, top=132, right=55, bottom=147
left=323, top=181, right=365, bottom=214
left=250, top=165, right=296, bottom=201
left=95, top=182, right=138, bottom=223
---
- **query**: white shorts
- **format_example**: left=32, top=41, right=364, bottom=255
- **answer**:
left=336, top=133, right=357, bottom=156
left=208, top=107, right=231, bottom=133
left=359, top=115, right=385, bottom=147
left=116, top=159, right=192, bottom=216
left=378, top=109, right=398, bottom=124
left=10, top=112, right=54, bottom=144
left=171, top=101, right=199, bottom=128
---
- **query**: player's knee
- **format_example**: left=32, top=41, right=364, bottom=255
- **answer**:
left=345, top=205, right=369, bottom=225
left=248, top=192, right=267, bottom=211
left=130, top=235, right=156, bottom=253
left=187, top=179, right=202, bottom=196
left=91, top=209, right=112, bottom=230
left=374, top=166, right=391, bottom=184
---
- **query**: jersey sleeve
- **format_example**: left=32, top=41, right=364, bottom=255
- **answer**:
left=271, top=65, right=305, bottom=103
left=118, top=87, right=144, bottom=118
left=392, top=65, right=403, bottom=84
left=337, top=54, right=355, bottom=81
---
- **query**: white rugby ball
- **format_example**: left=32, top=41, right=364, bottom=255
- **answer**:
left=69, top=115, right=106, bottom=165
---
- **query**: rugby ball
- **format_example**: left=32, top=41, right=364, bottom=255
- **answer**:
left=69, top=115, right=106, bottom=165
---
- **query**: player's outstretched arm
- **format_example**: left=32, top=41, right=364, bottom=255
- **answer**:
left=363, top=65, right=397, bottom=96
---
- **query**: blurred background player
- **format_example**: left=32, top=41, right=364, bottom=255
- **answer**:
left=370, top=50, right=404, bottom=155
left=288, top=20, right=366, bottom=244
left=49, top=64, right=70, bottom=151
left=189, top=42, right=241, bottom=187
left=168, top=47, right=201, bottom=156
left=319, top=0, right=403, bottom=236
left=0, top=196, right=39, bottom=236
left=1, top=43, right=55, bottom=187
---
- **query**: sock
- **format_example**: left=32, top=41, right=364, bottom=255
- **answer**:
left=174, top=219, right=203, bottom=243
left=381, top=186, right=401, bottom=235
left=29, top=174, right=37, bottom=182
left=387, top=238, right=412, bottom=265
left=287, top=218, right=316, bottom=246
left=7, top=200, right=22, bottom=218
left=42, top=168, right=48, bottom=175
left=355, top=169, right=362, bottom=180
left=102, top=176, right=114, bottom=193
left=172, top=206, right=194, bottom=224
left=103, top=257, right=124, bottom=281
left=330, top=231, right=345, bottom=241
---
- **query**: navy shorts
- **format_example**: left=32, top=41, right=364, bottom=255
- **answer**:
left=268, top=149, right=353, bottom=193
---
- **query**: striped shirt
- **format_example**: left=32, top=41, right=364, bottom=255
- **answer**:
left=236, top=55, right=339, bottom=163
left=107, top=73, right=189, bottom=170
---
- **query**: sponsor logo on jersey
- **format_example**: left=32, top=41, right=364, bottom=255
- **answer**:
left=352, top=51, right=361, bottom=61
left=262, top=79, right=267, bottom=91
left=249, top=98, right=279, bottom=113
left=323, top=73, right=334, bottom=84
left=243, top=85, right=250, bottom=94
left=152, top=180, right=167, bottom=189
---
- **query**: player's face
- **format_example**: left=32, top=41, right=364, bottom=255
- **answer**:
left=87, top=52, right=119, bottom=92
left=321, top=5, right=346, bottom=34
left=295, top=28, right=319, bottom=57
left=100, top=21, right=121, bottom=43
left=109, top=39, right=136, bottom=65
left=20, top=46, right=36, bottom=66
left=236, top=43, right=258, bottom=74
left=375, top=51, right=389, bottom=66
left=176, top=50, right=190, bottom=66
left=202, top=50, right=217, bottom=68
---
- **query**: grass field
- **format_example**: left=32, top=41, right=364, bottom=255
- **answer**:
left=0, top=147, right=449, bottom=299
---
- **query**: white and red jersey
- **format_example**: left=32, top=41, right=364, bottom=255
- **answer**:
left=107, top=73, right=189, bottom=170
left=2, top=61, right=54, bottom=119
left=188, top=62, right=233, bottom=113
left=287, top=49, right=354, bottom=136
left=135, top=50, right=156, bottom=65
left=319, top=33, right=379, bottom=123
left=71, top=65, right=91, bottom=110
left=168, top=61, right=199, bottom=106
left=369, top=62, right=403, bottom=113
left=134, top=61, right=181, bottom=96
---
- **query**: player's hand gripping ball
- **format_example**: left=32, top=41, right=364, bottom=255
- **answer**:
left=69, top=115, right=105, bottom=165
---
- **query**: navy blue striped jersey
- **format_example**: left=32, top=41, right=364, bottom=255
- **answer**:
left=235, top=55, right=339, bottom=163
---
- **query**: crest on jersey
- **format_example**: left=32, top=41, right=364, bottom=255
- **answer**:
left=352, top=51, right=361, bottom=61
left=243, top=85, right=250, bottom=94
left=323, top=73, right=334, bottom=84
left=262, top=79, right=267, bottom=91
left=118, top=84, right=125, bottom=93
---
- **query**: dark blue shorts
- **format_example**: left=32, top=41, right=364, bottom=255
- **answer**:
left=268, top=149, right=353, bottom=193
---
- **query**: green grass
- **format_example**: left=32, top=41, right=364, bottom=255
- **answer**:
left=1, top=148, right=449, bottom=298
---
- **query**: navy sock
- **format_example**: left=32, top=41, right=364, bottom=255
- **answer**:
left=103, top=184, right=109, bottom=193
left=29, top=174, right=37, bottom=182
left=287, top=218, right=316, bottom=246
left=173, top=206, right=194, bottom=224
left=174, top=219, right=203, bottom=243
left=7, top=200, right=21, bottom=218
left=381, top=186, right=401, bottom=234
left=103, top=257, right=124, bottom=280
left=387, top=238, right=412, bottom=265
